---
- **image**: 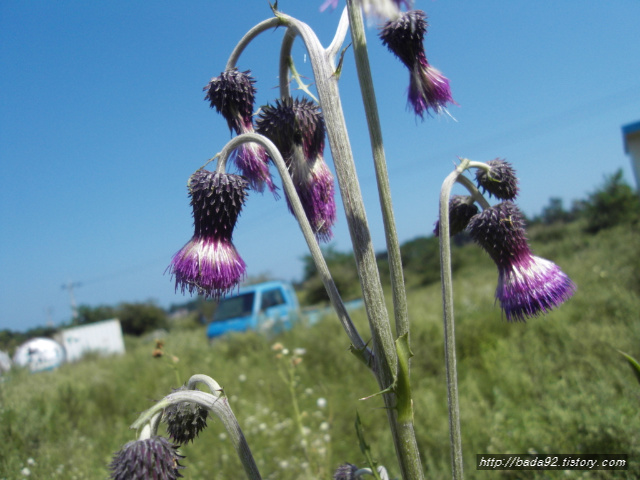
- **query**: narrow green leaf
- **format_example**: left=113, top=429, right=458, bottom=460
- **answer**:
left=618, top=350, right=640, bottom=386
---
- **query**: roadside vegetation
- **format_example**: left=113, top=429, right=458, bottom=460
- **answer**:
left=1, top=170, right=639, bottom=479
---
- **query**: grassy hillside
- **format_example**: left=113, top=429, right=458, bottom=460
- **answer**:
left=2, top=220, right=639, bottom=479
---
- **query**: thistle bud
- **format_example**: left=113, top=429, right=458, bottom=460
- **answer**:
left=475, top=159, right=519, bottom=200
left=163, top=387, right=209, bottom=445
left=434, top=195, right=479, bottom=237
left=109, top=436, right=185, bottom=480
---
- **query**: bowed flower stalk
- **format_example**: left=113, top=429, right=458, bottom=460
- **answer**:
left=167, top=169, right=248, bottom=299
left=256, top=97, right=337, bottom=242
left=467, top=201, right=576, bottom=321
left=379, top=10, right=455, bottom=118
left=204, top=68, right=276, bottom=195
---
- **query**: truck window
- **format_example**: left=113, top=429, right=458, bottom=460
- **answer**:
left=260, top=288, right=285, bottom=310
left=213, top=292, right=255, bottom=321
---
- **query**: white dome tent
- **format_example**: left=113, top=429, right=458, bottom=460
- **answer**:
left=12, top=338, right=66, bottom=373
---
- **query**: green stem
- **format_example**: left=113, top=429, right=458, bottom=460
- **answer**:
left=438, top=159, right=471, bottom=480
left=347, top=0, right=410, bottom=343
left=217, top=133, right=373, bottom=366
left=275, top=9, right=423, bottom=479
left=132, top=384, right=262, bottom=480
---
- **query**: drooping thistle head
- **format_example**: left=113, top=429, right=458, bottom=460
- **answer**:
left=204, top=68, right=256, bottom=134
left=163, top=387, right=209, bottom=445
left=467, top=201, right=576, bottom=321
left=256, top=97, right=337, bottom=242
left=475, top=159, right=519, bottom=200
left=109, top=436, right=185, bottom=480
left=434, top=195, right=479, bottom=237
left=379, top=10, right=455, bottom=118
left=204, top=68, right=275, bottom=194
left=321, top=0, right=413, bottom=20
left=167, top=170, right=249, bottom=299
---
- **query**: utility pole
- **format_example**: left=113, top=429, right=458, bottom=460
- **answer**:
left=61, top=280, right=82, bottom=324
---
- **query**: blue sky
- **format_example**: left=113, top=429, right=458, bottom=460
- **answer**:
left=1, top=1, right=639, bottom=332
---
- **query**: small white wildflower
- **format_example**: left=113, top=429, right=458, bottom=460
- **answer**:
left=319, top=421, right=330, bottom=431
left=323, top=434, right=331, bottom=443
left=282, top=348, right=290, bottom=355
left=304, top=388, right=313, bottom=396
left=301, top=426, right=311, bottom=436
left=218, top=432, right=227, bottom=441
left=279, top=460, right=289, bottom=469
left=259, top=422, right=267, bottom=431
left=26, top=459, right=35, bottom=466
left=293, top=348, right=306, bottom=356
left=20, top=468, right=30, bottom=477
left=316, top=397, right=327, bottom=409
left=238, top=374, right=247, bottom=382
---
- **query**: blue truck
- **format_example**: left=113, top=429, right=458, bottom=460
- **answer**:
left=206, top=281, right=302, bottom=339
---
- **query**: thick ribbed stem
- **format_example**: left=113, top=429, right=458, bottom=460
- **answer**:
left=275, top=9, right=423, bottom=479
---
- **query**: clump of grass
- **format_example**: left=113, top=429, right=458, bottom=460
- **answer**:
left=2, top=223, right=639, bottom=478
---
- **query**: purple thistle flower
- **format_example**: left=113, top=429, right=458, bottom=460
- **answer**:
left=168, top=170, right=248, bottom=299
left=475, top=159, right=519, bottom=200
left=204, top=68, right=276, bottom=194
left=434, top=195, right=479, bottom=237
left=109, top=436, right=185, bottom=480
left=256, top=97, right=337, bottom=242
left=467, top=201, right=575, bottom=321
left=379, top=10, right=455, bottom=117
left=321, top=0, right=413, bottom=19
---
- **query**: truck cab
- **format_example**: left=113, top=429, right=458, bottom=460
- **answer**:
left=206, top=281, right=301, bottom=339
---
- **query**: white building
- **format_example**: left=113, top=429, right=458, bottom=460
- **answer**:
left=622, top=120, right=640, bottom=192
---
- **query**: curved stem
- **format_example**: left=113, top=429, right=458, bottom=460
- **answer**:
left=455, top=175, right=491, bottom=210
left=132, top=388, right=262, bottom=480
left=225, top=17, right=284, bottom=70
left=187, top=373, right=223, bottom=394
left=218, top=133, right=373, bottom=366
left=438, top=159, right=470, bottom=480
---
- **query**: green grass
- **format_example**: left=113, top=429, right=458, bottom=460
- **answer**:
left=2, top=222, right=639, bottom=479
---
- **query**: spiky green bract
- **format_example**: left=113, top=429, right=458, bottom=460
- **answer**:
left=475, top=159, right=519, bottom=200
left=163, top=387, right=209, bottom=445
left=256, top=98, right=336, bottom=242
left=168, top=170, right=248, bottom=299
left=109, top=436, right=185, bottom=480
left=434, top=195, right=479, bottom=237
left=467, top=201, right=575, bottom=321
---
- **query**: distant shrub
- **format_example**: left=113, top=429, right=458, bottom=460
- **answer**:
left=583, top=169, right=640, bottom=233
